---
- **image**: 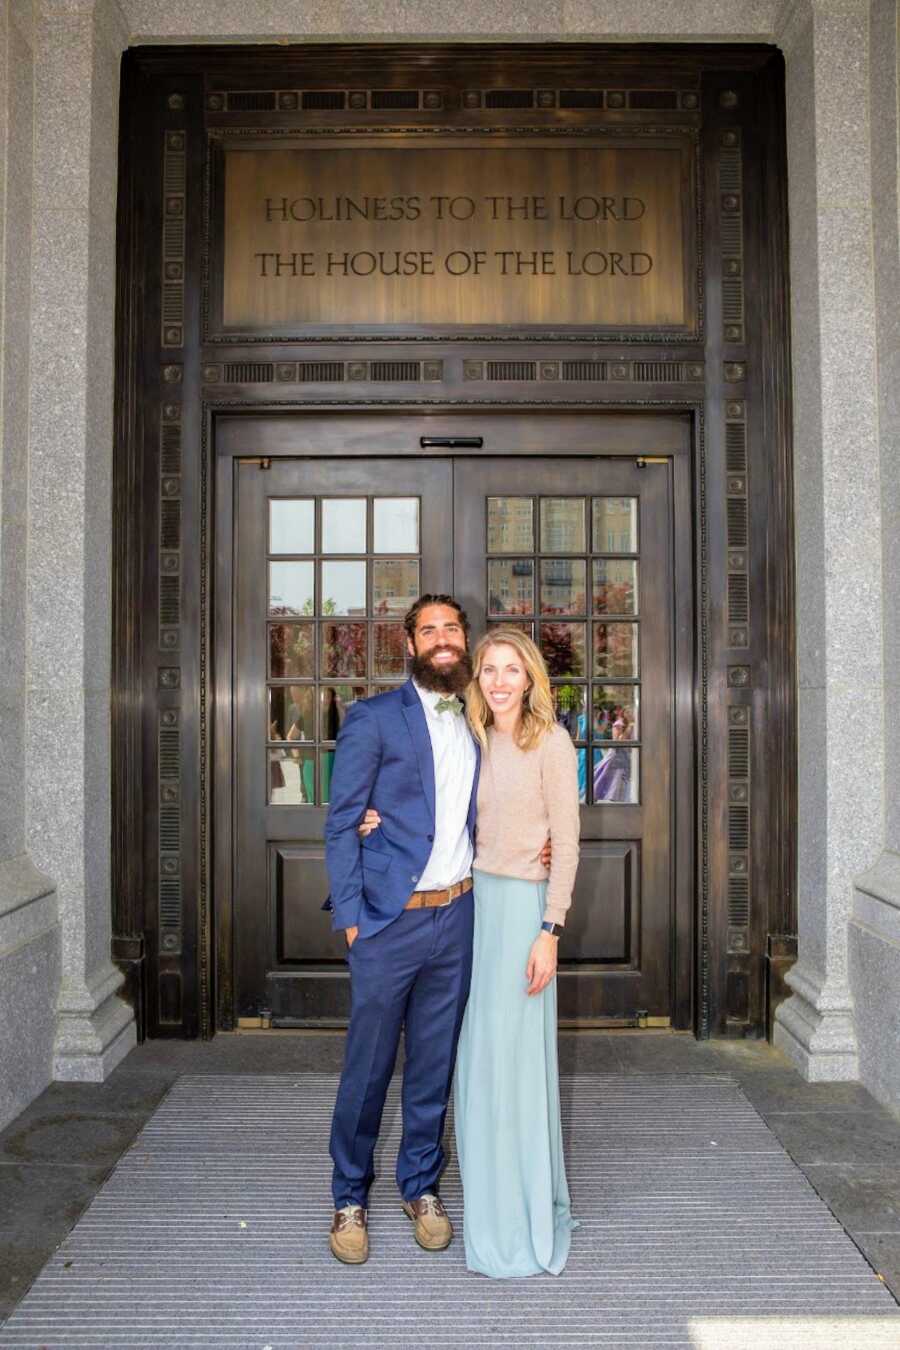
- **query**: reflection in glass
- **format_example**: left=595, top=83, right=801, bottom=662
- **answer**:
left=269, top=561, right=314, bottom=615
left=322, top=622, right=367, bottom=678
left=552, top=684, right=587, bottom=742
left=373, top=622, right=407, bottom=678
left=488, top=559, right=534, bottom=615
left=593, top=685, right=640, bottom=740
left=540, top=559, right=587, bottom=615
left=593, top=497, right=638, bottom=553
left=270, top=623, right=314, bottom=678
left=593, top=746, right=639, bottom=803
left=320, top=685, right=367, bottom=741
left=374, top=498, right=419, bottom=553
left=487, top=497, right=533, bottom=553
left=593, top=622, right=638, bottom=679
left=540, top=498, right=586, bottom=553
left=321, top=560, right=367, bottom=616
left=268, top=685, right=314, bottom=742
left=540, top=622, right=586, bottom=676
left=322, top=498, right=366, bottom=553
left=269, top=748, right=315, bottom=805
left=373, top=559, right=420, bottom=616
left=576, top=747, right=587, bottom=805
left=592, top=559, right=638, bottom=615
left=320, top=750, right=336, bottom=805
left=269, top=499, right=314, bottom=554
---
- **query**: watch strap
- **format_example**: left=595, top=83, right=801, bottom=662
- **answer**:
left=541, top=920, right=563, bottom=937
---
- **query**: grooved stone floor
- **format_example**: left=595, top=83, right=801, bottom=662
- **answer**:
left=2, top=1049, right=900, bottom=1348
left=2, top=1035, right=900, bottom=1347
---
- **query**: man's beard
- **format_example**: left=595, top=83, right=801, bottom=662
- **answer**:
left=411, top=645, right=473, bottom=696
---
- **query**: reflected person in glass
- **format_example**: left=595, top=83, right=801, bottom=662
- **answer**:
left=593, top=715, right=634, bottom=802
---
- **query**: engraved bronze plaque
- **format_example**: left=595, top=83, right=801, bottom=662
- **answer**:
left=219, top=141, right=694, bottom=333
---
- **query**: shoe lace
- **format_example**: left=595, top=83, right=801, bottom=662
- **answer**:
left=335, top=1204, right=365, bottom=1231
left=417, top=1193, right=447, bottom=1218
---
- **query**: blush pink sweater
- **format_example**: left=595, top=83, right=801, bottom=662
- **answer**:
left=473, top=722, right=580, bottom=926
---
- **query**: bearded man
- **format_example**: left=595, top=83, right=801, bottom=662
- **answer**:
left=323, top=595, right=478, bottom=1264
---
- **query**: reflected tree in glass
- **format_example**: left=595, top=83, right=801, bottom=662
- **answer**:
left=540, top=623, right=586, bottom=676
left=270, top=623, right=314, bottom=678
left=322, top=622, right=367, bottom=678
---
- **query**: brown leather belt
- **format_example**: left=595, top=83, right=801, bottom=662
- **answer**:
left=405, top=877, right=473, bottom=910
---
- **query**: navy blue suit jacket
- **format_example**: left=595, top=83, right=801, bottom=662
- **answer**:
left=323, top=681, right=480, bottom=937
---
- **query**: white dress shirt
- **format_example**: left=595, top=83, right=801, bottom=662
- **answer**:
left=413, top=681, right=476, bottom=889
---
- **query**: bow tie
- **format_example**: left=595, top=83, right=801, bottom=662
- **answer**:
left=434, top=695, right=463, bottom=715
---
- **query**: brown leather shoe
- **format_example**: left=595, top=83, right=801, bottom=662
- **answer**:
left=329, top=1204, right=369, bottom=1264
left=401, top=1193, right=453, bottom=1251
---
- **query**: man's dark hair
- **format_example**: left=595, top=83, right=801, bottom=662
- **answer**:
left=403, top=594, right=471, bottom=644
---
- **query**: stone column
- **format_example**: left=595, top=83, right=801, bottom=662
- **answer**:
left=26, top=0, right=134, bottom=1081
left=0, top=0, right=61, bottom=1131
left=773, top=0, right=882, bottom=1080
left=847, top=0, right=900, bottom=1107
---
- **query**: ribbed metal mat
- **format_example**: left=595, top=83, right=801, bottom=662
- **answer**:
left=1, top=1072, right=898, bottom=1349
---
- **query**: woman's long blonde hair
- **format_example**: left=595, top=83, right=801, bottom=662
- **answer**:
left=467, top=626, right=556, bottom=753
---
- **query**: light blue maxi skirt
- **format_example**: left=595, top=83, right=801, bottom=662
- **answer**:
left=453, top=869, right=578, bottom=1278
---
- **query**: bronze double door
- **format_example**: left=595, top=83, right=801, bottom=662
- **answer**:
left=224, top=428, right=688, bottom=1028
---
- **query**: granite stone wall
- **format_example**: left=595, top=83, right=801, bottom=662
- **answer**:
left=847, top=0, right=900, bottom=1106
left=0, top=0, right=62, bottom=1131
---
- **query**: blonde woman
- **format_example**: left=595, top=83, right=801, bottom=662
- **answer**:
left=454, top=626, right=580, bottom=1278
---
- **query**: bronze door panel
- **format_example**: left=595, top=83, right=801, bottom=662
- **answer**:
left=233, top=457, right=453, bottom=1024
left=454, top=456, right=675, bottom=1023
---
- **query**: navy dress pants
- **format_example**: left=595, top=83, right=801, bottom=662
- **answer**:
left=330, top=889, right=474, bottom=1208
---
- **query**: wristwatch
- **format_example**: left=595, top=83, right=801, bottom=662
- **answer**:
left=541, top=920, right=563, bottom=937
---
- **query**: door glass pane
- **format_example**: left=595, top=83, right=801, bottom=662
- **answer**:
left=592, top=559, right=638, bottom=615
left=373, top=622, right=407, bottom=678
left=576, top=747, right=588, bottom=804
left=322, top=498, right=366, bottom=553
left=593, top=746, right=639, bottom=803
left=320, top=750, right=335, bottom=804
left=269, top=748, right=315, bottom=805
left=321, top=560, right=367, bottom=616
left=488, top=559, right=534, bottom=615
left=268, top=686, right=314, bottom=742
left=592, top=685, right=640, bottom=740
left=269, top=561, right=314, bottom=615
left=593, top=497, right=638, bottom=553
left=552, top=684, right=587, bottom=741
left=488, top=497, right=533, bottom=553
left=269, top=622, right=314, bottom=678
left=374, top=498, right=418, bottom=553
left=540, top=559, right=587, bottom=615
left=540, top=622, right=586, bottom=676
left=593, top=623, right=639, bottom=679
left=322, top=621, right=367, bottom=677
left=373, top=559, right=420, bottom=616
left=540, top=498, right=586, bottom=553
left=320, top=685, right=367, bottom=741
left=269, top=499, right=314, bottom=554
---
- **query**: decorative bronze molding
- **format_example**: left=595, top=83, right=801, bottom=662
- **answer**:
left=162, top=130, right=186, bottom=350
left=196, top=357, right=708, bottom=386
left=205, top=86, right=699, bottom=115
left=719, top=128, right=744, bottom=344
